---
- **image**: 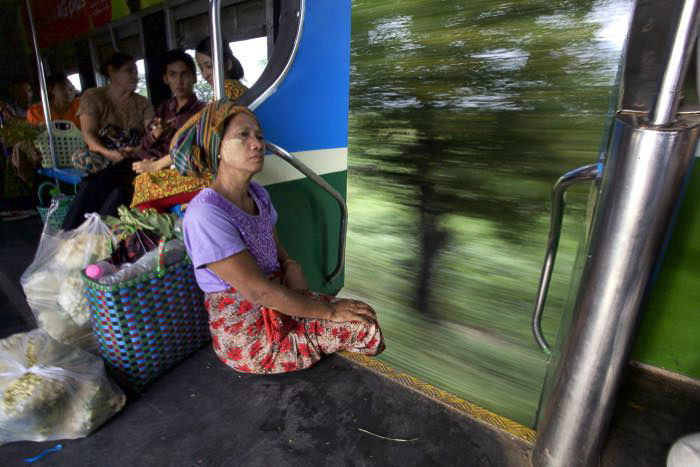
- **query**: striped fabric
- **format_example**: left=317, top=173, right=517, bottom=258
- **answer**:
left=169, top=100, right=258, bottom=178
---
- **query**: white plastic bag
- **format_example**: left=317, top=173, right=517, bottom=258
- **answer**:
left=0, top=330, right=125, bottom=445
left=668, top=433, right=700, bottom=467
left=21, top=214, right=112, bottom=350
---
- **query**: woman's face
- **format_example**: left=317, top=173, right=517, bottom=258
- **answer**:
left=195, top=51, right=232, bottom=87
left=220, top=113, right=264, bottom=174
left=50, top=80, right=75, bottom=104
left=108, top=61, right=138, bottom=92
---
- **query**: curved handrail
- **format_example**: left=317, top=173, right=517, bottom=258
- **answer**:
left=532, top=163, right=600, bottom=355
left=265, top=142, right=347, bottom=283
left=249, top=0, right=306, bottom=111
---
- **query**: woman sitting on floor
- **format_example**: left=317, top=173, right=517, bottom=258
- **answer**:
left=175, top=102, right=384, bottom=374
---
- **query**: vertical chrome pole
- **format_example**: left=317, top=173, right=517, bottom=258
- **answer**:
left=532, top=1, right=700, bottom=465
left=89, top=39, right=106, bottom=87
left=651, top=0, right=700, bottom=125
left=25, top=0, right=58, bottom=172
left=164, top=7, right=176, bottom=50
left=209, top=0, right=225, bottom=100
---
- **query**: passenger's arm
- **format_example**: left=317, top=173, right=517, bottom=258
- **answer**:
left=273, top=227, right=308, bottom=292
left=207, top=251, right=375, bottom=324
left=132, top=155, right=172, bottom=174
left=79, top=113, right=123, bottom=162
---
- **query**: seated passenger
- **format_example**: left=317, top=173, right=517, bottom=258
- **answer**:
left=1, top=75, right=33, bottom=121
left=129, top=50, right=207, bottom=211
left=26, top=73, right=80, bottom=128
left=62, top=52, right=154, bottom=231
left=176, top=102, right=384, bottom=374
left=195, top=36, right=248, bottom=101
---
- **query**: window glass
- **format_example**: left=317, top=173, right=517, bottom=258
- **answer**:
left=187, top=38, right=269, bottom=102
left=135, top=59, right=148, bottom=98
left=67, top=73, right=82, bottom=93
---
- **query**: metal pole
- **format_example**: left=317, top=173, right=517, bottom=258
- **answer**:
left=533, top=3, right=700, bottom=464
left=25, top=0, right=59, bottom=173
left=650, top=0, right=700, bottom=125
left=532, top=114, right=700, bottom=467
left=164, top=7, right=176, bottom=50
left=89, top=39, right=106, bottom=87
left=208, top=0, right=225, bottom=100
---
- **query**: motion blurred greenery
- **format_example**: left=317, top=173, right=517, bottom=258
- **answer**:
left=346, top=0, right=632, bottom=427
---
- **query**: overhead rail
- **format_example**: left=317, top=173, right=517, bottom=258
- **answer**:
left=265, top=142, right=347, bottom=284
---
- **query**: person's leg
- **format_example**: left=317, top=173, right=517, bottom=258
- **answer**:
left=99, top=186, right=133, bottom=218
left=61, top=175, right=106, bottom=230
left=302, top=317, right=384, bottom=356
left=62, top=161, right=136, bottom=230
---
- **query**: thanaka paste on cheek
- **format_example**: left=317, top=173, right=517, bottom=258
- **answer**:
left=220, top=138, right=245, bottom=164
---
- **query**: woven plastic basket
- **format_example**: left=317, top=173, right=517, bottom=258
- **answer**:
left=83, top=249, right=210, bottom=391
left=36, top=182, right=73, bottom=231
left=35, top=120, right=84, bottom=168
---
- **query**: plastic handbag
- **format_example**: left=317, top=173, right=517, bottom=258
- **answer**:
left=82, top=239, right=210, bottom=392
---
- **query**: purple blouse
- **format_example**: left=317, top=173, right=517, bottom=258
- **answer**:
left=183, top=183, right=280, bottom=293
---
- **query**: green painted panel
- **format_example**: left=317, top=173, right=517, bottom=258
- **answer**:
left=265, top=172, right=347, bottom=295
left=634, top=163, right=700, bottom=379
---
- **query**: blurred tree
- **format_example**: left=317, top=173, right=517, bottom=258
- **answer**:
left=350, top=0, right=620, bottom=317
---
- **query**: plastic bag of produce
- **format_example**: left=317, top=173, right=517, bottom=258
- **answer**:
left=21, top=213, right=112, bottom=350
left=0, top=330, right=125, bottom=445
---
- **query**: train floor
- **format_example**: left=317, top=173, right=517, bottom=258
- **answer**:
left=1, top=212, right=699, bottom=466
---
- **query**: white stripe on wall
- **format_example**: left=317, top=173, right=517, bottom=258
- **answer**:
left=254, top=147, right=348, bottom=186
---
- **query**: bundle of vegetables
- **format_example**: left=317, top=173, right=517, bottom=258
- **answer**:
left=21, top=214, right=112, bottom=349
left=0, top=330, right=125, bottom=445
left=104, top=207, right=181, bottom=265
left=0, top=119, right=42, bottom=148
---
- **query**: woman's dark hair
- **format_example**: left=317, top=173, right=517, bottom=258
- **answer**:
left=161, top=49, right=197, bottom=80
left=99, top=52, right=135, bottom=78
left=196, top=36, right=244, bottom=80
left=45, top=72, right=68, bottom=99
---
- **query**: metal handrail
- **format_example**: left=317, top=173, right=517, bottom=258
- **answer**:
left=265, top=142, right=347, bottom=283
left=208, top=0, right=226, bottom=100
left=25, top=0, right=59, bottom=180
left=532, top=162, right=600, bottom=355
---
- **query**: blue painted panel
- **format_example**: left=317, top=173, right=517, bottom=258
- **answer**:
left=255, top=0, right=351, bottom=153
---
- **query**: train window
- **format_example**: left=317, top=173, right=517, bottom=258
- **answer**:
left=185, top=37, right=268, bottom=101
left=135, top=59, right=148, bottom=98
left=67, top=74, right=82, bottom=93
left=230, top=37, right=268, bottom=87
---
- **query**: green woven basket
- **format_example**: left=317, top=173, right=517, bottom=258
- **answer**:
left=37, top=182, right=73, bottom=231
left=82, top=246, right=210, bottom=392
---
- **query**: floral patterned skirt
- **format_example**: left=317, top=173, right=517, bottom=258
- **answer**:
left=204, top=288, right=385, bottom=374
